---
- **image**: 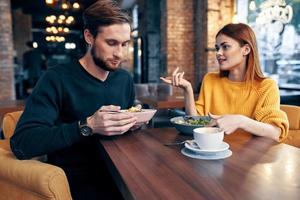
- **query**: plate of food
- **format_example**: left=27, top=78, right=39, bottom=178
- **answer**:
left=170, top=116, right=211, bottom=135
left=121, top=105, right=157, bottom=124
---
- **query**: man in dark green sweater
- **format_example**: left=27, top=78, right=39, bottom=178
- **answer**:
left=11, top=1, right=137, bottom=199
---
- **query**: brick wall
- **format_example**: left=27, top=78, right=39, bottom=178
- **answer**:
left=163, top=0, right=195, bottom=94
left=207, top=0, right=234, bottom=72
left=162, top=0, right=234, bottom=92
left=0, top=0, right=15, bottom=100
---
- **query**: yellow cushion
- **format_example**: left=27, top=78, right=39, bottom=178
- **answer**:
left=0, top=110, right=72, bottom=199
left=283, top=129, right=300, bottom=148
left=0, top=151, right=72, bottom=200
left=2, top=111, right=23, bottom=139
left=280, top=105, right=300, bottom=148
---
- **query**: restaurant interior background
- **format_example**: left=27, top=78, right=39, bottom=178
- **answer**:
left=0, top=0, right=299, bottom=106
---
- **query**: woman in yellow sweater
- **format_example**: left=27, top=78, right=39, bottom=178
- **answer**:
left=161, top=23, right=288, bottom=142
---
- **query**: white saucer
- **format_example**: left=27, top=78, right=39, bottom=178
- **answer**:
left=184, top=141, right=230, bottom=154
left=181, top=148, right=232, bottom=160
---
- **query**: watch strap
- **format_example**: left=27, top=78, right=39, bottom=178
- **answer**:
left=79, top=118, right=93, bottom=136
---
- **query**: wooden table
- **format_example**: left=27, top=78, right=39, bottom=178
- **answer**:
left=98, top=128, right=300, bottom=200
left=137, top=95, right=186, bottom=109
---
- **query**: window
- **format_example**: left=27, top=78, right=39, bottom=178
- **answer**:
left=245, top=0, right=300, bottom=88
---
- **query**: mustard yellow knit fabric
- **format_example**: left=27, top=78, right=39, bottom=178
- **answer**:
left=195, top=72, right=289, bottom=140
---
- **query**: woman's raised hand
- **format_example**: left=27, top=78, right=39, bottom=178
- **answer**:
left=160, top=67, right=191, bottom=90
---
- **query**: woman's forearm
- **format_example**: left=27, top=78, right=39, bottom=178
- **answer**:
left=241, top=117, right=281, bottom=141
left=184, top=84, right=197, bottom=116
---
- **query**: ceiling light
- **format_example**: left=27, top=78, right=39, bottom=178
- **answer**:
left=63, top=27, right=69, bottom=33
left=59, top=15, right=66, bottom=20
left=45, top=15, right=75, bottom=25
left=73, top=2, right=80, bottom=9
left=33, top=42, right=38, bottom=48
left=67, top=16, right=74, bottom=22
left=45, top=0, right=54, bottom=5
left=65, top=42, right=76, bottom=49
left=61, top=3, right=69, bottom=9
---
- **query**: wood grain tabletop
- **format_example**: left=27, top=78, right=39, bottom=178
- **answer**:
left=98, top=128, right=300, bottom=200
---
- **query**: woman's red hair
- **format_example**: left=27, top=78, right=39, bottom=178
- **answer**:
left=216, top=23, right=265, bottom=82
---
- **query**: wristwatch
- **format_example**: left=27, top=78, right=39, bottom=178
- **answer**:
left=79, top=118, right=93, bottom=136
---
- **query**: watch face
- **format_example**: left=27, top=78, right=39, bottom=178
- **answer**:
left=80, top=126, right=92, bottom=136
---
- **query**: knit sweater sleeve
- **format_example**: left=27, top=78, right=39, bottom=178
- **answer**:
left=254, top=79, right=289, bottom=141
left=10, top=69, right=81, bottom=160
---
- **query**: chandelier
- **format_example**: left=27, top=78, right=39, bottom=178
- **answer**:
left=45, top=0, right=80, bottom=11
left=44, top=0, right=79, bottom=42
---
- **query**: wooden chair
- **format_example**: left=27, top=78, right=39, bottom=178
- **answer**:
left=0, top=111, right=72, bottom=200
left=280, top=105, right=300, bottom=148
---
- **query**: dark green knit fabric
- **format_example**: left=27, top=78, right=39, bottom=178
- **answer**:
left=11, top=60, right=135, bottom=168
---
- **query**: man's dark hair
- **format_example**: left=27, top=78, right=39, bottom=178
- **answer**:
left=83, top=0, right=131, bottom=37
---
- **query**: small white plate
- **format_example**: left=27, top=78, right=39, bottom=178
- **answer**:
left=184, top=141, right=230, bottom=154
left=181, top=148, right=232, bottom=160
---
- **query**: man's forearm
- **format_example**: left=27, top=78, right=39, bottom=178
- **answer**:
left=11, top=122, right=81, bottom=160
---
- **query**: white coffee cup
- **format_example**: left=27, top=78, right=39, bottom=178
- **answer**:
left=193, top=127, right=224, bottom=150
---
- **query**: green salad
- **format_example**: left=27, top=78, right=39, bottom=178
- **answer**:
left=175, top=116, right=210, bottom=126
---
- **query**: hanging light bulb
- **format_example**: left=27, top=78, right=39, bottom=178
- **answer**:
left=61, top=2, right=69, bottom=10
left=73, top=2, right=80, bottom=9
left=63, top=27, right=70, bottom=33
left=45, top=0, right=54, bottom=5
left=59, top=15, right=66, bottom=20
left=33, top=42, right=38, bottom=48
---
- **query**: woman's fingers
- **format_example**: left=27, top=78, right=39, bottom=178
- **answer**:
left=172, top=67, right=179, bottom=76
left=172, top=67, right=180, bottom=86
left=175, top=72, right=181, bottom=86
left=160, top=77, right=172, bottom=84
left=208, top=112, right=222, bottom=119
left=207, top=119, right=217, bottom=127
left=206, top=112, right=222, bottom=127
left=178, top=72, right=185, bottom=86
left=161, top=67, right=185, bottom=87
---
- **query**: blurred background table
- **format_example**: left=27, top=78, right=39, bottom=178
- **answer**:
left=137, top=95, right=186, bottom=109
